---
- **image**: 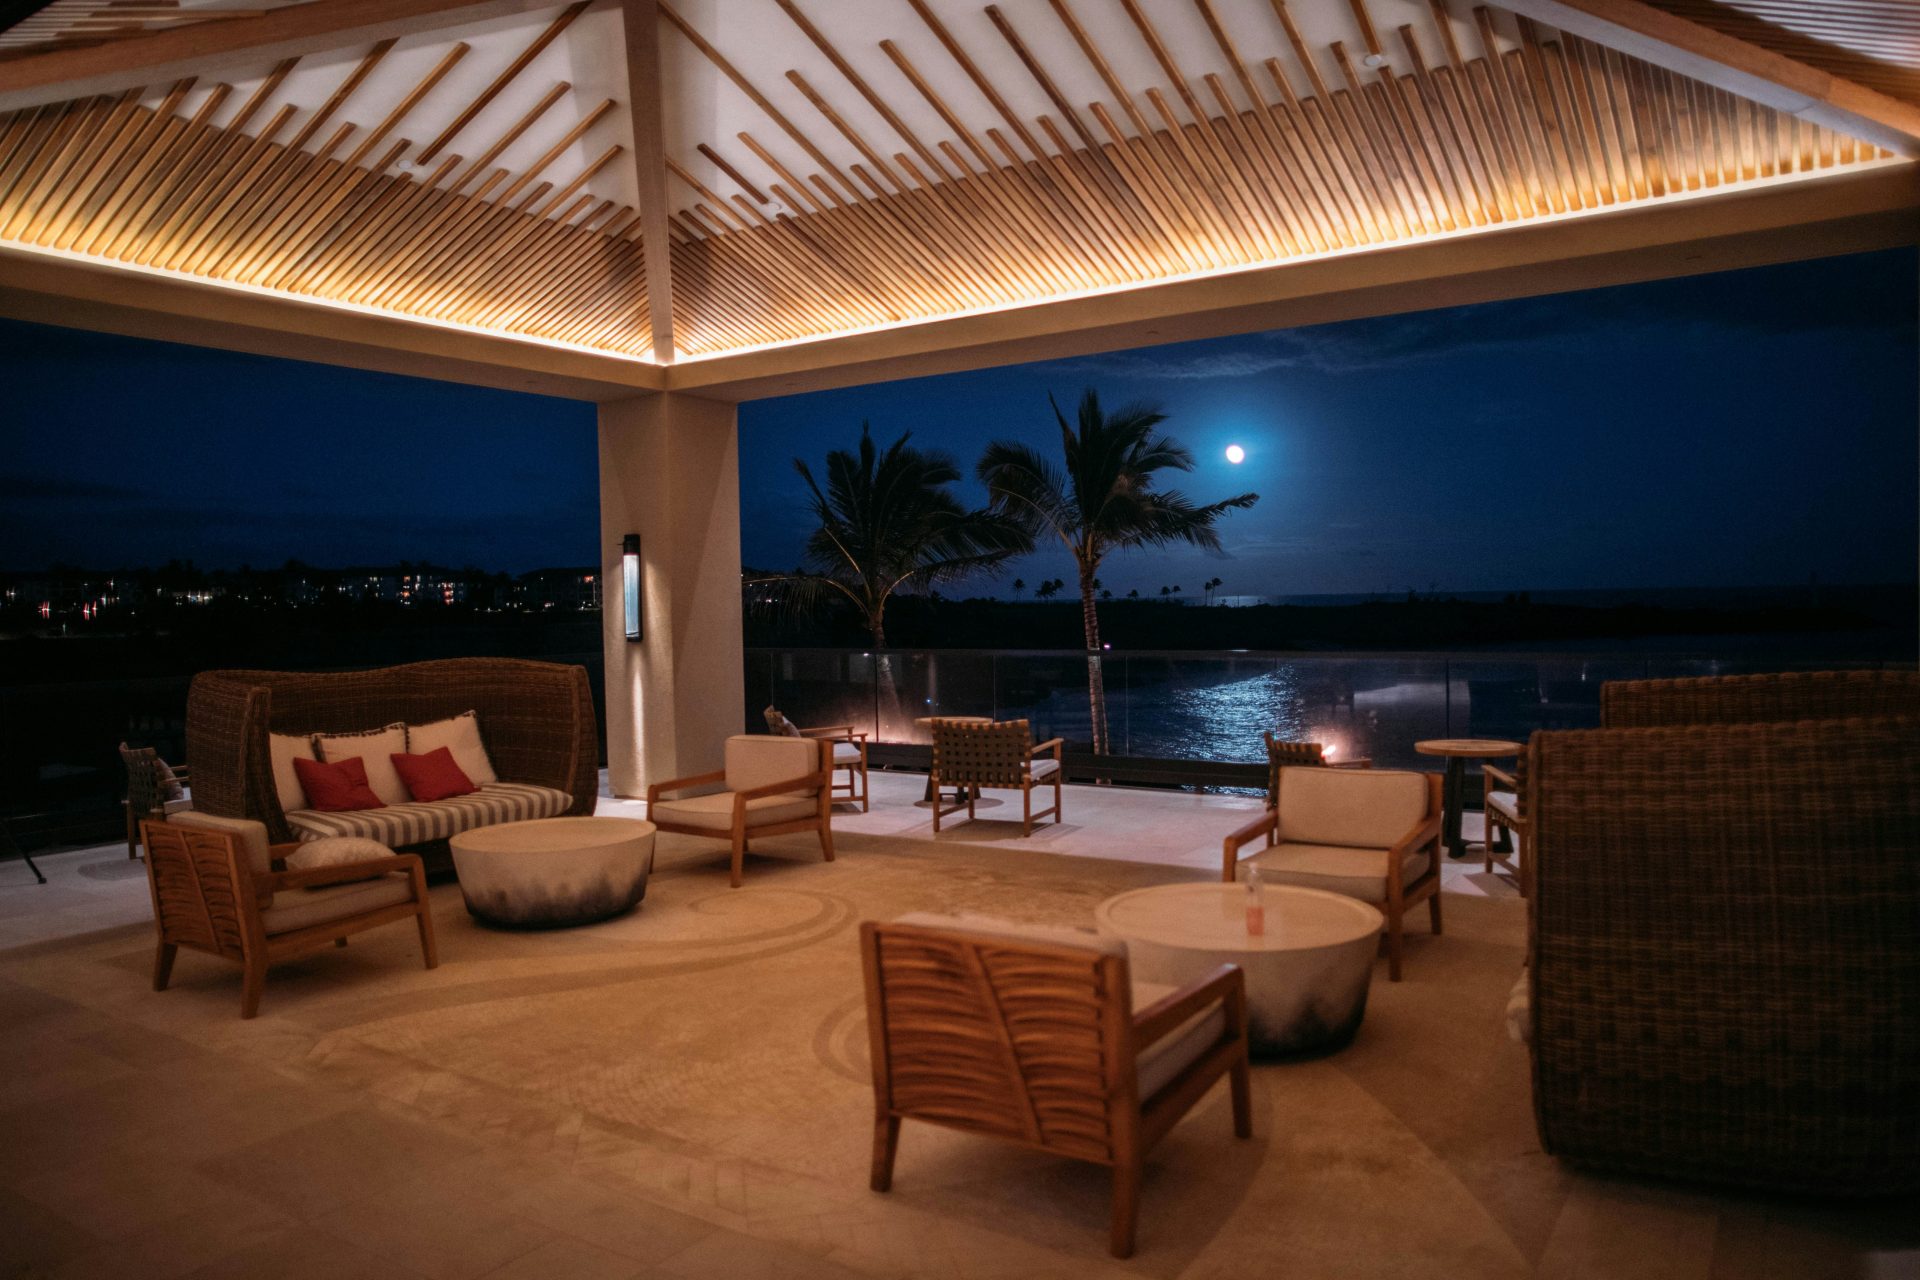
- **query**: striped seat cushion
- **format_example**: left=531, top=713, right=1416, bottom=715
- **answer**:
left=286, top=782, right=571, bottom=846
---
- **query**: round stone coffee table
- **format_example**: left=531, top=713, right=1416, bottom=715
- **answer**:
left=450, top=817, right=656, bottom=929
left=1096, top=883, right=1384, bottom=1057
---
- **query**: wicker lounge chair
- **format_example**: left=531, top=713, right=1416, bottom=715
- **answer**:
left=861, top=913, right=1251, bottom=1258
left=1525, top=714, right=1920, bottom=1193
left=928, top=718, right=1062, bottom=836
left=141, top=817, right=437, bottom=1019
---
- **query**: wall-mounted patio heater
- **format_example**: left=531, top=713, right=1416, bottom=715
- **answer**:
left=621, top=534, right=642, bottom=641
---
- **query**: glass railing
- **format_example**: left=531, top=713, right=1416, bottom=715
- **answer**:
left=745, top=648, right=1908, bottom=775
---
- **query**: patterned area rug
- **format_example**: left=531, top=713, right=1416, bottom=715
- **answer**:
left=10, top=830, right=1550, bottom=1275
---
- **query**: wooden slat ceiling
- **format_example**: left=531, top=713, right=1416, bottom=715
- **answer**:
left=0, top=0, right=1901, bottom=364
left=1641, top=1, right=1920, bottom=106
left=0, top=2, right=320, bottom=56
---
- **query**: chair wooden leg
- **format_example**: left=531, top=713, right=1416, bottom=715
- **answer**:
left=1109, top=1158, right=1141, bottom=1259
left=126, top=804, right=139, bottom=860
left=335, top=937, right=348, bottom=948
left=416, top=910, right=440, bottom=970
left=1022, top=786, right=1031, bottom=837
left=1386, top=913, right=1404, bottom=982
left=1229, top=1048, right=1253, bottom=1139
left=240, top=957, right=266, bottom=1019
left=860, top=763, right=870, bottom=812
left=1428, top=889, right=1443, bottom=935
left=870, top=1114, right=900, bottom=1192
left=819, top=820, right=835, bottom=863
left=1054, top=774, right=1063, bottom=824
left=729, top=827, right=747, bottom=888
left=152, top=941, right=177, bottom=991
left=930, top=775, right=942, bottom=833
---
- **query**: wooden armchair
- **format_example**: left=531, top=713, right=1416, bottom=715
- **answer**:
left=648, top=734, right=834, bottom=887
left=1223, top=766, right=1443, bottom=980
left=861, top=914, right=1251, bottom=1258
left=140, top=817, right=437, bottom=1019
left=1481, top=760, right=1529, bottom=896
left=929, top=718, right=1063, bottom=836
left=765, top=706, right=869, bottom=811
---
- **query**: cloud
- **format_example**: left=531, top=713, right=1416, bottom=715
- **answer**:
left=1049, top=350, right=1301, bottom=381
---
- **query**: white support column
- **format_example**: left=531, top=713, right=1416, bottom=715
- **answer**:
left=598, top=391, right=743, bottom=796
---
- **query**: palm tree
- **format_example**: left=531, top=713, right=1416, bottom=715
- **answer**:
left=770, top=424, right=1028, bottom=653
left=1011, top=577, right=1026, bottom=597
left=979, top=390, right=1257, bottom=754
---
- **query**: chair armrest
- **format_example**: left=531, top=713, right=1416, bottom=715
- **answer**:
left=1391, top=812, right=1443, bottom=857
left=1328, top=757, right=1373, bottom=769
left=1133, top=964, right=1244, bottom=1050
left=733, top=770, right=828, bottom=802
left=254, top=854, right=423, bottom=894
left=1029, top=738, right=1064, bottom=758
left=646, top=769, right=726, bottom=805
left=797, top=724, right=856, bottom=739
left=1482, top=763, right=1519, bottom=790
left=1221, top=810, right=1278, bottom=876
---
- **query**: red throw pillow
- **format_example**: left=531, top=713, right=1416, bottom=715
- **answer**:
left=390, top=746, right=477, bottom=802
left=292, top=755, right=385, bottom=812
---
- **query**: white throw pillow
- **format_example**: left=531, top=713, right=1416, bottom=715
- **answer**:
left=314, top=723, right=410, bottom=806
left=269, top=732, right=317, bottom=814
left=407, top=711, right=498, bottom=786
left=284, top=836, right=395, bottom=871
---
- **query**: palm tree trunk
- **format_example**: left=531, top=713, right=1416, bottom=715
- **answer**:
left=869, top=615, right=905, bottom=740
left=1078, top=572, right=1109, bottom=755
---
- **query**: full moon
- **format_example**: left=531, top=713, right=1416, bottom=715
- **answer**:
left=1225, top=444, right=1246, bottom=464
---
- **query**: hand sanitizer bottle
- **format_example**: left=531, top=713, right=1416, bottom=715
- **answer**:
left=1245, top=865, right=1265, bottom=936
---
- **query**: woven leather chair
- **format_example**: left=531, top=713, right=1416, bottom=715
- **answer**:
left=648, top=735, right=834, bottom=888
left=1525, top=715, right=1920, bottom=1193
left=928, top=718, right=1062, bottom=836
left=765, top=706, right=869, bottom=811
left=1222, top=766, right=1442, bottom=980
left=121, top=743, right=192, bottom=860
left=140, top=817, right=437, bottom=1019
left=1262, top=731, right=1371, bottom=799
left=861, top=913, right=1252, bottom=1258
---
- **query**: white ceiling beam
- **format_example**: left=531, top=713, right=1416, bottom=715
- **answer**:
left=1492, top=0, right=1920, bottom=157
left=620, top=0, right=673, bottom=364
left=0, top=0, right=560, bottom=113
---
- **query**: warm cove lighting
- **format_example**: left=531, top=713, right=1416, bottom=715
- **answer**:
left=1225, top=444, right=1246, bottom=464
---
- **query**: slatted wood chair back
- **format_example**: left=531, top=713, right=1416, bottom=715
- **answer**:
left=141, top=822, right=255, bottom=963
left=862, top=919, right=1133, bottom=1166
left=1262, top=732, right=1329, bottom=804
left=931, top=719, right=1035, bottom=790
left=1599, top=668, right=1920, bottom=729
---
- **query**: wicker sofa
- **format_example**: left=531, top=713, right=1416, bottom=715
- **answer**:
left=1598, top=667, right=1920, bottom=727
left=1524, top=707, right=1920, bottom=1194
left=184, top=659, right=598, bottom=868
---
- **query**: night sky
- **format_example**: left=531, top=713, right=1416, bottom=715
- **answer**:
left=4, top=247, right=1915, bottom=595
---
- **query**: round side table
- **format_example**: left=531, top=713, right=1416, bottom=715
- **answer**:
left=1096, top=882, right=1384, bottom=1057
left=1413, top=739, right=1521, bottom=859
left=450, top=816, right=655, bottom=929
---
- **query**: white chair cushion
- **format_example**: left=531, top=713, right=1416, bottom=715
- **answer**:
left=1244, top=841, right=1432, bottom=905
left=315, top=723, right=410, bottom=806
left=406, top=711, right=498, bottom=786
left=1028, top=758, right=1061, bottom=780
left=651, top=792, right=817, bottom=832
left=725, top=735, right=819, bottom=795
left=1133, top=979, right=1229, bottom=1100
left=1506, top=968, right=1532, bottom=1045
left=260, top=874, right=413, bottom=936
left=285, top=835, right=395, bottom=871
left=1276, top=766, right=1428, bottom=848
left=166, top=810, right=273, bottom=877
left=269, top=732, right=316, bottom=814
left=832, top=741, right=863, bottom=765
left=1486, top=790, right=1521, bottom=822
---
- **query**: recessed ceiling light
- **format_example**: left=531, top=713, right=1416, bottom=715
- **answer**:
left=1362, top=52, right=1390, bottom=69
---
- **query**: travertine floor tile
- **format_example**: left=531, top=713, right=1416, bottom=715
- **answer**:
left=478, top=1236, right=654, bottom=1280
left=172, top=1223, right=429, bottom=1280
left=0, top=1184, right=99, bottom=1277
left=312, top=1181, right=556, bottom=1280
